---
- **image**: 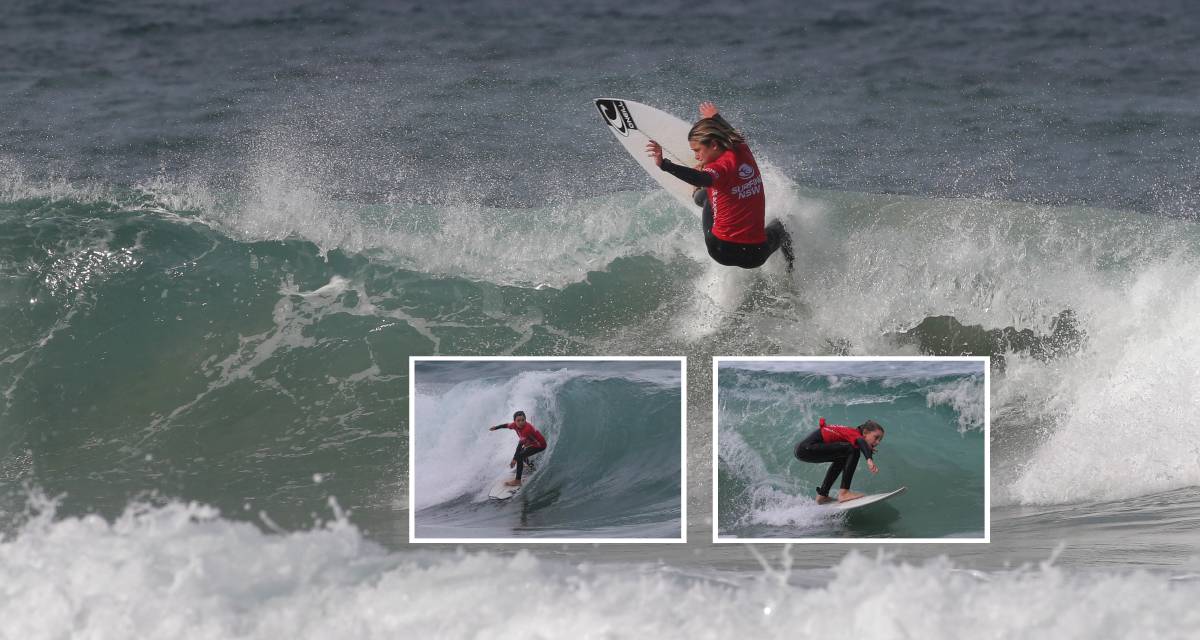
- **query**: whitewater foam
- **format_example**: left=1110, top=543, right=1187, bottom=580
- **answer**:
left=926, top=376, right=986, bottom=433
left=3, top=498, right=1198, bottom=640
left=1006, top=255, right=1200, bottom=505
left=412, top=369, right=569, bottom=510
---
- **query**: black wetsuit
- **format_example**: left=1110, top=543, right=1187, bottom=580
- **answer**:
left=513, top=443, right=545, bottom=481
left=658, top=160, right=794, bottom=271
left=793, top=428, right=874, bottom=497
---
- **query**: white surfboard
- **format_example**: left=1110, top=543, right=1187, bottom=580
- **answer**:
left=487, top=465, right=536, bottom=500
left=488, top=474, right=521, bottom=500
left=819, top=486, right=907, bottom=512
left=594, top=98, right=699, bottom=212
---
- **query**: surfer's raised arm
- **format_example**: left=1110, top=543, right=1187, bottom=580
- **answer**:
left=613, top=98, right=793, bottom=271
left=698, top=101, right=735, bottom=131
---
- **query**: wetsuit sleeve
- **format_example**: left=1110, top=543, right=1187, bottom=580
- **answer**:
left=490, top=423, right=510, bottom=431
left=660, top=158, right=714, bottom=188
left=854, top=437, right=874, bottom=460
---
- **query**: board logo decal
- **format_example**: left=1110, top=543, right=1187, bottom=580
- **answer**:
left=596, top=99, right=638, bottom=137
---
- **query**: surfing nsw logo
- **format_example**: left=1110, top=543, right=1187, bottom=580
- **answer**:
left=737, top=163, right=755, bottom=180
left=596, top=99, right=637, bottom=137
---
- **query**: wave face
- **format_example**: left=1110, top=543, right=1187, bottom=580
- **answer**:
left=3, top=170, right=1200, bottom=528
left=717, top=361, right=986, bottom=538
left=412, top=360, right=682, bottom=538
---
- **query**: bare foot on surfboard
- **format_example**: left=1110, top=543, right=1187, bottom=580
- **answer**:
left=837, top=490, right=865, bottom=503
left=816, top=495, right=835, bottom=505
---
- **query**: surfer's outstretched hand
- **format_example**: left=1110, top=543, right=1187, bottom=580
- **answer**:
left=699, top=101, right=719, bottom=118
left=644, top=140, right=663, bottom=167
left=867, top=459, right=879, bottom=474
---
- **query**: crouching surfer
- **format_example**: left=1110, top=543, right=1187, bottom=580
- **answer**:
left=645, top=101, right=794, bottom=272
left=793, top=418, right=884, bottom=503
left=487, top=410, right=547, bottom=487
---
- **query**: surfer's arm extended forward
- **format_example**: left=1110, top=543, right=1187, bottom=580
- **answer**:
left=660, top=157, right=714, bottom=188
left=488, top=423, right=509, bottom=431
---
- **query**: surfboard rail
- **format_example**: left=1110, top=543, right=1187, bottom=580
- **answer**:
left=820, top=486, right=907, bottom=512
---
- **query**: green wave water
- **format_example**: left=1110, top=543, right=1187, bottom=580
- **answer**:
left=717, top=363, right=986, bottom=538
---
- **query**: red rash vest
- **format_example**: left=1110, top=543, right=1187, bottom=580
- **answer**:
left=506, top=421, right=547, bottom=448
left=818, top=417, right=872, bottom=458
left=703, top=143, right=767, bottom=244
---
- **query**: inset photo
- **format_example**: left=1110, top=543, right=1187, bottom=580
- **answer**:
left=714, top=357, right=988, bottom=542
left=410, top=357, right=686, bottom=542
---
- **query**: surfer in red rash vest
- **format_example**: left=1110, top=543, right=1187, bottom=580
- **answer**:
left=793, top=418, right=884, bottom=503
left=645, top=101, right=794, bottom=272
left=488, top=410, right=547, bottom=487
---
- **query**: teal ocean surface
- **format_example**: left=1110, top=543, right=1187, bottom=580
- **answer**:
left=4, top=0, right=1200, bottom=637
left=718, top=360, right=986, bottom=539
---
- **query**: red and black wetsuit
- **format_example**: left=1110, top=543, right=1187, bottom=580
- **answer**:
left=658, top=114, right=793, bottom=270
left=494, top=421, right=547, bottom=481
left=793, top=418, right=875, bottom=497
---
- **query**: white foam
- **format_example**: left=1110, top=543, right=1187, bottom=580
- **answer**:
left=740, top=189, right=1200, bottom=505
left=736, top=484, right=837, bottom=529
left=412, top=369, right=572, bottom=509
left=926, top=376, right=986, bottom=433
left=3, top=499, right=1199, bottom=639
left=674, top=261, right=751, bottom=340
left=0, top=155, right=108, bottom=204
left=1006, top=255, right=1200, bottom=504
left=718, top=428, right=835, bottom=532
left=717, top=430, right=772, bottom=484
left=139, top=139, right=698, bottom=290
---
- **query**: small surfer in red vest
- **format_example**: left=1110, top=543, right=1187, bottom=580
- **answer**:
left=645, top=101, right=794, bottom=272
left=793, top=418, right=884, bottom=503
left=488, top=410, right=547, bottom=487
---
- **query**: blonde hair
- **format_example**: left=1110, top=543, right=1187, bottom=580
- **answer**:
left=688, top=117, right=745, bottom=151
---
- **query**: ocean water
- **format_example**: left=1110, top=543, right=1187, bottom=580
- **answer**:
left=717, top=360, right=986, bottom=539
left=4, top=0, right=1200, bottom=637
left=411, top=360, right=682, bottom=539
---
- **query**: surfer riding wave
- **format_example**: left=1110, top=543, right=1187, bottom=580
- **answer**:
left=488, top=410, right=547, bottom=486
left=794, top=417, right=884, bottom=503
left=645, top=101, right=794, bottom=272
